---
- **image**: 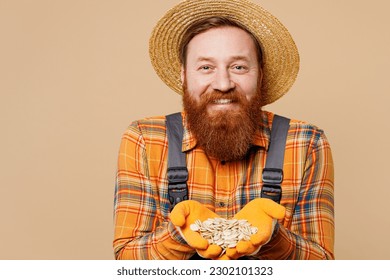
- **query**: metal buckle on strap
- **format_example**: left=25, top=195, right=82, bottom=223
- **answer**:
left=261, top=185, right=282, bottom=203
left=262, top=168, right=283, bottom=185
left=167, top=167, right=188, bottom=210
left=167, top=167, right=188, bottom=183
left=261, top=168, right=283, bottom=203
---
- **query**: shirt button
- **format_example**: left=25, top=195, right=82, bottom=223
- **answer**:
left=219, top=202, right=225, bottom=207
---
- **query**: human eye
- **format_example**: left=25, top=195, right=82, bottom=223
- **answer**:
left=231, top=64, right=248, bottom=73
left=198, top=65, right=213, bottom=73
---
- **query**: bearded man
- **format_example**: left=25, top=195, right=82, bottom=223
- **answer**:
left=113, top=0, right=334, bottom=260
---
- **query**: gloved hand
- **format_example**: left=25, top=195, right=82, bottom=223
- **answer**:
left=225, top=198, right=285, bottom=259
left=169, top=200, right=223, bottom=259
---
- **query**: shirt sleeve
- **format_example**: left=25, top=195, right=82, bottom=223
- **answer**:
left=257, top=128, right=335, bottom=259
left=113, top=121, right=194, bottom=259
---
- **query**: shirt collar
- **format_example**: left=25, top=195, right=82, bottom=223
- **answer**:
left=181, top=111, right=272, bottom=152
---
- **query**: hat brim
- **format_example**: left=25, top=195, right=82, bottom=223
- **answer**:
left=149, top=0, right=300, bottom=106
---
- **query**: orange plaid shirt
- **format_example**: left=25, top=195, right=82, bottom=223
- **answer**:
left=113, top=111, right=334, bottom=259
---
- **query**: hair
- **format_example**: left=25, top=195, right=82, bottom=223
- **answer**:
left=179, top=16, right=263, bottom=67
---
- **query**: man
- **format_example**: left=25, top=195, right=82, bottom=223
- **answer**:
left=114, top=0, right=334, bottom=260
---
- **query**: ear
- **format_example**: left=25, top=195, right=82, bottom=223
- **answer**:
left=180, top=65, right=185, bottom=85
left=257, top=67, right=264, bottom=90
left=258, top=67, right=264, bottom=84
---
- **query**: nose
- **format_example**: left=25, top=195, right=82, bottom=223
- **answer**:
left=212, top=69, right=235, bottom=92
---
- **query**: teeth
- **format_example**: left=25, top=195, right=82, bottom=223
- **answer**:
left=213, top=99, right=233, bottom=104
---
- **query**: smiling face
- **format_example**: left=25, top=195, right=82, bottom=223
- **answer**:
left=181, top=25, right=264, bottom=161
left=181, top=26, right=262, bottom=115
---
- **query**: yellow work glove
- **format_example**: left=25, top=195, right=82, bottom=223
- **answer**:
left=225, top=198, right=285, bottom=259
left=170, top=200, right=223, bottom=259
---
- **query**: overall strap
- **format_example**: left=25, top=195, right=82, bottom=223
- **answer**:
left=166, top=112, right=188, bottom=211
left=261, top=114, right=290, bottom=203
left=166, top=112, right=290, bottom=208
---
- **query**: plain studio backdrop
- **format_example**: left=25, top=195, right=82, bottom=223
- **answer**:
left=0, top=0, right=389, bottom=260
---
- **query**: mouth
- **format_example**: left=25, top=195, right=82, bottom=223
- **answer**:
left=207, top=98, right=240, bottom=113
left=212, top=99, right=234, bottom=105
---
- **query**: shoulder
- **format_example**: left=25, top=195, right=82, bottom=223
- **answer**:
left=121, top=115, right=171, bottom=146
left=263, top=111, right=330, bottom=148
left=289, top=119, right=325, bottom=140
left=132, top=115, right=166, bottom=131
left=123, top=115, right=166, bottom=134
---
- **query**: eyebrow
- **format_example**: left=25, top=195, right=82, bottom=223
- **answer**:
left=230, top=55, right=251, bottom=62
left=196, top=56, right=215, bottom=63
left=196, top=55, right=251, bottom=63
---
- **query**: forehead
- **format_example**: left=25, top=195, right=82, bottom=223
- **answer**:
left=186, top=26, right=258, bottom=61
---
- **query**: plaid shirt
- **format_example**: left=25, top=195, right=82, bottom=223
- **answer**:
left=113, top=111, right=334, bottom=259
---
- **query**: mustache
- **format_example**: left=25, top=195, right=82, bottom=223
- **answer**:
left=199, top=89, right=246, bottom=104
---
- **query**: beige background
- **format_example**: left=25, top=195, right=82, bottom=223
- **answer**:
left=0, top=0, right=389, bottom=260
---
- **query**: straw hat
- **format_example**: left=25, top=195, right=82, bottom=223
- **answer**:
left=149, top=0, right=300, bottom=106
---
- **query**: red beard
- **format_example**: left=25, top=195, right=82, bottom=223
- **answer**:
left=183, top=85, right=263, bottom=161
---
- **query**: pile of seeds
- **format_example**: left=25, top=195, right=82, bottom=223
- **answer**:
left=190, top=218, right=258, bottom=251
